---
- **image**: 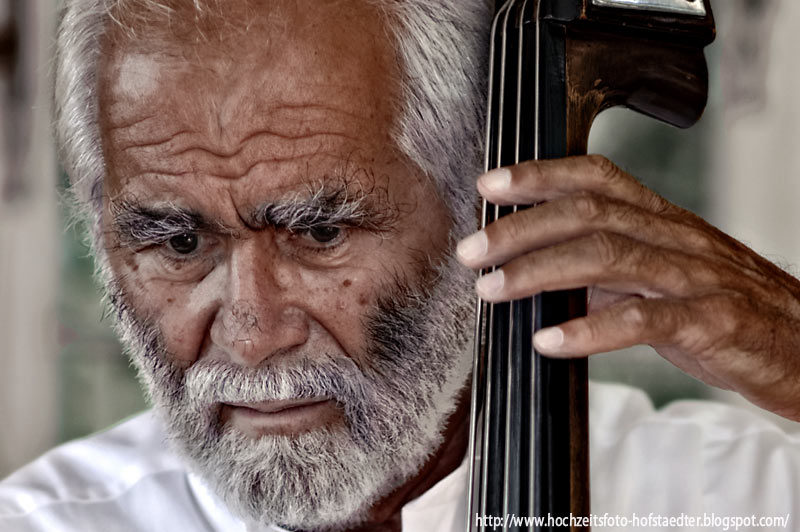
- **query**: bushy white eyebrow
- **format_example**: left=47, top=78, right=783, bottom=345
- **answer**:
left=109, top=200, right=226, bottom=247
left=108, top=181, right=398, bottom=248
left=255, top=182, right=397, bottom=233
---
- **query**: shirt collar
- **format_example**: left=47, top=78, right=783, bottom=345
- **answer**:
left=402, top=453, right=469, bottom=531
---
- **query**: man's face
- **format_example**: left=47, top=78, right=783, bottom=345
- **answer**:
left=97, top=1, right=474, bottom=529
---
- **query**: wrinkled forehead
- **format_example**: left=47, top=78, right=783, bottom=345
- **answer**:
left=96, top=0, right=406, bottom=190
left=103, top=0, right=390, bottom=51
left=98, top=0, right=400, bottom=115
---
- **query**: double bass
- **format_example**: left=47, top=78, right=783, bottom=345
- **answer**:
left=467, top=1, right=716, bottom=529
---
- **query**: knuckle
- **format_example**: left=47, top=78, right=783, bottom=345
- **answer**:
left=494, top=211, right=527, bottom=244
left=642, top=185, right=672, bottom=214
left=659, top=199, right=679, bottom=216
left=670, top=265, right=695, bottom=296
left=582, top=315, right=605, bottom=345
left=680, top=293, right=748, bottom=357
left=570, top=191, right=606, bottom=223
left=646, top=252, right=694, bottom=296
left=589, top=230, right=619, bottom=267
left=616, top=200, right=646, bottom=228
left=587, top=154, right=620, bottom=184
left=685, top=228, right=716, bottom=252
left=519, top=159, right=546, bottom=184
left=683, top=223, right=733, bottom=258
left=620, top=299, right=648, bottom=331
left=699, top=293, right=747, bottom=337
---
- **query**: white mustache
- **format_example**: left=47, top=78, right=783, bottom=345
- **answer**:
left=182, top=356, right=370, bottom=407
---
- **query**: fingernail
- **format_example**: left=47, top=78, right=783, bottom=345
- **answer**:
left=476, top=269, right=504, bottom=296
left=457, top=231, right=488, bottom=262
left=534, top=327, right=564, bottom=351
left=479, top=168, right=512, bottom=192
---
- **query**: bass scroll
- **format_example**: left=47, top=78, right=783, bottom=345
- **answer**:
left=467, top=1, right=716, bottom=530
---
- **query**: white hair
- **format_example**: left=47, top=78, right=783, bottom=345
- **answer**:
left=53, top=0, right=492, bottom=264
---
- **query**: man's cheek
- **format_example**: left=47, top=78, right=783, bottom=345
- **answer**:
left=295, top=268, right=379, bottom=359
left=116, top=262, right=225, bottom=368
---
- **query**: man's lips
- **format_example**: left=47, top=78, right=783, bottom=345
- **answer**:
left=220, top=398, right=340, bottom=436
left=225, top=398, right=330, bottom=414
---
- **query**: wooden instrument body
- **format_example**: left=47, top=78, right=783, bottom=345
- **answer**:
left=468, top=1, right=715, bottom=530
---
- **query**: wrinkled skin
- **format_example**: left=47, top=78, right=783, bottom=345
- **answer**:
left=457, top=155, right=800, bottom=421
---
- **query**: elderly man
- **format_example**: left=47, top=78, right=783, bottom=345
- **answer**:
left=2, top=0, right=800, bottom=531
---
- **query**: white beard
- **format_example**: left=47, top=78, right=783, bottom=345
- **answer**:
left=108, top=253, right=475, bottom=531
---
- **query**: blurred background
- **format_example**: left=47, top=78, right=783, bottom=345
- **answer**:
left=1, top=0, right=799, bottom=477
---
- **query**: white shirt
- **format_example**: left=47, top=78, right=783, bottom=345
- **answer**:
left=1, top=381, right=798, bottom=531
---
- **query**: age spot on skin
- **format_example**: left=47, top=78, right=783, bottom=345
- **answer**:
left=342, top=279, right=352, bottom=287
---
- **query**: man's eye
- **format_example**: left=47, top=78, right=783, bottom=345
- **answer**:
left=306, top=225, right=341, bottom=244
left=168, top=232, right=199, bottom=254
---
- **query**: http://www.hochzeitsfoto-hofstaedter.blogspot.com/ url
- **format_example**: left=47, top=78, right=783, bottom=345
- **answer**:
left=473, top=512, right=791, bottom=530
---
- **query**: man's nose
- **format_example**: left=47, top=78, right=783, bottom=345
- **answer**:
left=209, top=241, right=309, bottom=367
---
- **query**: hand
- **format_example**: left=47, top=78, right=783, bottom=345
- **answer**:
left=456, top=155, right=800, bottom=421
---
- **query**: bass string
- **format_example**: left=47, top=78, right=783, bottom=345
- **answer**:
left=466, top=0, right=506, bottom=527
left=468, top=0, right=535, bottom=529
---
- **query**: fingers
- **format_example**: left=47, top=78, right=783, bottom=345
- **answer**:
left=472, top=231, right=713, bottom=302
left=478, top=155, right=672, bottom=214
left=457, top=154, right=758, bottom=305
left=531, top=296, right=733, bottom=392
left=532, top=295, right=735, bottom=377
left=532, top=297, right=686, bottom=356
left=465, top=156, right=800, bottom=421
left=532, top=293, right=740, bottom=389
left=457, top=192, right=719, bottom=270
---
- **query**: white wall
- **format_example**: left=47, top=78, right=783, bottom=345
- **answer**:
left=0, top=1, right=59, bottom=477
left=709, top=0, right=800, bottom=271
left=707, top=0, right=800, bottom=431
